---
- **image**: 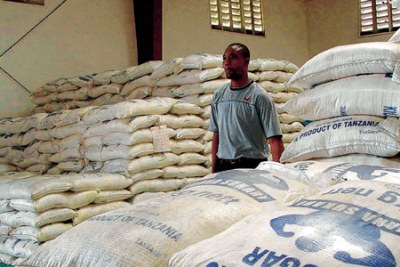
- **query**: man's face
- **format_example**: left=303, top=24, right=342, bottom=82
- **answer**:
left=222, top=45, right=249, bottom=80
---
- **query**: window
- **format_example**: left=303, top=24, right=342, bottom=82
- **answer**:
left=209, top=0, right=264, bottom=36
left=360, top=0, right=400, bottom=35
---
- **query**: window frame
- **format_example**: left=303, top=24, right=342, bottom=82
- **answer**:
left=359, top=0, right=400, bottom=36
left=2, top=0, right=44, bottom=5
left=208, top=0, right=265, bottom=37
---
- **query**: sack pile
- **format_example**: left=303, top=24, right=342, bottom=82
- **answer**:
left=0, top=108, right=95, bottom=174
left=0, top=97, right=213, bottom=197
left=30, top=61, right=164, bottom=113
left=286, top=160, right=400, bottom=183
left=0, top=171, right=131, bottom=265
left=79, top=97, right=211, bottom=200
left=169, top=179, right=400, bottom=267
left=248, top=58, right=305, bottom=147
left=19, top=167, right=315, bottom=267
left=281, top=41, right=400, bottom=164
left=30, top=53, right=305, bottom=149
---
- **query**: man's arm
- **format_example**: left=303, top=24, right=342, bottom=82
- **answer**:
left=268, top=136, right=284, bottom=163
left=211, top=132, right=219, bottom=173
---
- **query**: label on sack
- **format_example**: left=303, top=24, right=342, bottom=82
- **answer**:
left=151, top=125, right=171, bottom=152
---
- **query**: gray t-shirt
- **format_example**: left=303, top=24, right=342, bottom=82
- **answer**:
left=208, top=81, right=282, bottom=159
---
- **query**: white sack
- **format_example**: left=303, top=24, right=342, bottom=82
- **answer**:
left=94, top=190, right=132, bottom=204
left=110, top=61, right=163, bottom=84
left=0, top=237, right=39, bottom=258
left=389, top=28, right=400, bottom=43
left=33, top=190, right=98, bottom=212
left=92, top=70, right=121, bottom=85
left=21, top=168, right=313, bottom=267
left=287, top=160, right=400, bottom=183
left=2, top=208, right=76, bottom=228
left=170, top=102, right=204, bottom=115
left=68, top=173, right=132, bottom=192
left=151, top=58, right=183, bottom=80
left=84, top=127, right=175, bottom=146
left=0, top=174, right=73, bottom=200
left=82, top=98, right=177, bottom=124
left=288, top=42, right=400, bottom=89
left=159, top=114, right=204, bottom=129
left=284, top=74, right=400, bottom=120
left=11, top=223, right=72, bottom=242
left=378, top=116, right=400, bottom=140
left=88, top=83, right=122, bottom=98
left=72, top=201, right=131, bottom=225
left=126, top=86, right=153, bottom=100
left=169, top=180, right=400, bottom=267
left=120, top=75, right=156, bottom=96
left=174, top=53, right=222, bottom=74
left=280, top=115, right=400, bottom=163
left=156, top=68, right=224, bottom=87
left=129, top=115, right=160, bottom=132
left=128, top=153, right=180, bottom=174
left=308, top=153, right=400, bottom=168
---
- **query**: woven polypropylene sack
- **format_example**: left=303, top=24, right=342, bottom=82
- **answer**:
left=169, top=180, right=400, bottom=267
left=280, top=115, right=400, bottom=163
left=288, top=42, right=400, bottom=89
left=20, top=168, right=314, bottom=267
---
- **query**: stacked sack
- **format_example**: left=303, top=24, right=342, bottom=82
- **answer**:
left=389, top=27, right=400, bottom=43
left=31, top=61, right=164, bottom=113
left=0, top=108, right=96, bottom=174
left=19, top=166, right=317, bottom=267
left=79, top=97, right=211, bottom=200
left=147, top=54, right=228, bottom=165
left=249, top=58, right=305, bottom=147
left=281, top=41, right=400, bottom=166
left=30, top=53, right=306, bottom=151
left=148, top=54, right=305, bottom=154
left=169, top=178, right=400, bottom=267
left=0, top=171, right=132, bottom=265
left=0, top=98, right=212, bottom=200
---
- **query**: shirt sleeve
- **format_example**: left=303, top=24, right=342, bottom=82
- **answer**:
left=256, top=90, right=282, bottom=138
left=208, top=94, right=219, bottom=133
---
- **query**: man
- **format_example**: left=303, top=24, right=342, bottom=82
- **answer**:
left=209, top=43, right=284, bottom=173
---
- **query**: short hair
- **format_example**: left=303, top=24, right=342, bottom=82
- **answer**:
left=227, top=42, right=250, bottom=60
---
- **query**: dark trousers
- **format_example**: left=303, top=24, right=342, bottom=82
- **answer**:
left=214, top=157, right=268, bottom=173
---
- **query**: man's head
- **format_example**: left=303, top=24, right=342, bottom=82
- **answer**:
left=223, top=43, right=250, bottom=81
left=227, top=43, right=250, bottom=61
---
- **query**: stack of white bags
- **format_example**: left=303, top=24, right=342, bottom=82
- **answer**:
left=17, top=166, right=318, bottom=267
left=0, top=97, right=212, bottom=199
left=167, top=38, right=400, bottom=265
left=0, top=53, right=305, bottom=266
left=0, top=171, right=132, bottom=265
left=31, top=54, right=305, bottom=149
left=280, top=41, right=400, bottom=166
left=0, top=108, right=93, bottom=174
left=158, top=37, right=400, bottom=267
left=80, top=97, right=211, bottom=199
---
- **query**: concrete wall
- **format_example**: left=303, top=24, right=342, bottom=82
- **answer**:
left=305, top=0, right=394, bottom=58
left=0, top=0, right=137, bottom=117
left=163, top=0, right=397, bottom=66
left=162, top=0, right=309, bottom=68
left=1, top=0, right=397, bottom=118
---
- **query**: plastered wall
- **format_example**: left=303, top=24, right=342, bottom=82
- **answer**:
left=0, top=0, right=137, bottom=117
left=162, top=0, right=396, bottom=66
left=1, top=0, right=397, bottom=118
left=163, top=0, right=309, bottom=68
left=305, top=0, right=394, bottom=59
